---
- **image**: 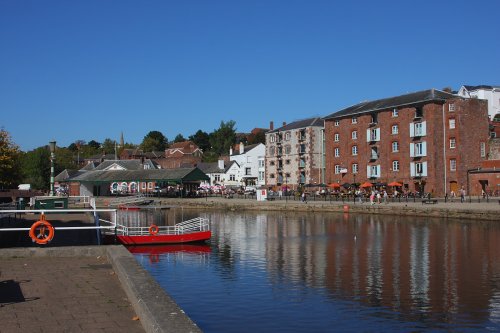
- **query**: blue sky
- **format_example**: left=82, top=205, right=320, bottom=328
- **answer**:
left=1, top=0, right=499, bottom=151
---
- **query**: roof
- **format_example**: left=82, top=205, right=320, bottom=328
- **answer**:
left=67, top=167, right=209, bottom=183
left=80, top=162, right=98, bottom=171
left=55, top=169, right=83, bottom=182
left=94, top=160, right=144, bottom=171
left=165, top=141, right=202, bottom=156
left=231, top=143, right=262, bottom=156
left=323, top=89, right=455, bottom=120
left=268, top=117, right=324, bottom=133
left=197, top=161, right=238, bottom=174
left=463, top=85, right=500, bottom=91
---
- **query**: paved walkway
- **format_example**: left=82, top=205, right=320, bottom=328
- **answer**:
left=0, top=252, right=144, bottom=333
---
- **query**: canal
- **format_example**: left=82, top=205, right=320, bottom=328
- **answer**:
left=129, top=209, right=500, bottom=332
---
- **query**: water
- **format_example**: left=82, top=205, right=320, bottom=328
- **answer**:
left=128, top=210, right=500, bottom=332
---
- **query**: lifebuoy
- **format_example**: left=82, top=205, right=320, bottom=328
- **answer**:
left=149, top=224, right=159, bottom=235
left=29, top=220, right=55, bottom=245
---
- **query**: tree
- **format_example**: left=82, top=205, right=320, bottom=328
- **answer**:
left=88, top=140, right=101, bottom=150
left=140, top=131, right=168, bottom=152
left=209, top=120, right=237, bottom=156
left=247, top=130, right=266, bottom=145
left=0, top=129, right=22, bottom=188
left=101, top=138, right=116, bottom=155
left=20, top=146, right=50, bottom=190
left=173, top=133, right=186, bottom=143
left=189, top=130, right=211, bottom=152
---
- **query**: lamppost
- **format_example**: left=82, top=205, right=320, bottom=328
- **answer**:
left=49, top=141, right=56, bottom=196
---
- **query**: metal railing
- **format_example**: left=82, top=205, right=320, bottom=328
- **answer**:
left=115, top=217, right=210, bottom=236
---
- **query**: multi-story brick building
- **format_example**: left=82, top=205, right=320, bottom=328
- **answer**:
left=265, top=118, right=324, bottom=190
left=323, top=89, right=489, bottom=196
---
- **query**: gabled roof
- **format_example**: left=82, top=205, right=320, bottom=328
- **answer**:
left=80, top=162, right=98, bottom=171
left=268, top=117, right=324, bottom=133
left=165, top=141, right=202, bottom=156
left=67, top=167, right=209, bottom=183
left=94, top=160, right=143, bottom=171
left=323, top=89, right=455, bottom=120
left=145, top=151, right=165, bottom=159
left=197, top=161, right=239, bottom=174
left=55, top=169, right=84, bottom=182
left=231, top=143, right=262, bottom=156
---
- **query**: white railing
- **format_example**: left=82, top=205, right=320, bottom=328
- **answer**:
left=0, top=209, right=117, bottom=232
left=116, top=217, right=210, bottom=236
left=106, top=194, right=150, bottom=206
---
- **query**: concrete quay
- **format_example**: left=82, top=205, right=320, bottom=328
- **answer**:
left=0, top=246, right=202, bottom=333
left=121, top=195, right=500, bottom=222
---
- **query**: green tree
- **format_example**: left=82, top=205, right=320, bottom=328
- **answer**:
left=101, top=138, right=116, bottom=155
left=173, top=133, right=186, bottom=143
left=20, top=146, right=50, bottom=190
left=87, top=140, right=101, bottom=150
left=247, top=130, right=266, bottom=145
left=0, top=129, right=22, bottom=188
left=140, top=131, right=168, bottom=152
left=209, top=120, right=237, bottom=156
left=189, top=130, right=211, bottom=152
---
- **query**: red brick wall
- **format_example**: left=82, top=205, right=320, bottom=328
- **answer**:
left=325, top=98, right=489, bottom=196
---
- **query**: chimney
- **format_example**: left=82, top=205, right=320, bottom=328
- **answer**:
left=239, top=142, right=244, bottom=154
left=229, top=147, right=233, bottom=155
left=218, top=160, right=225, bottom=170
left=270, top=121, right=274, bottom=131
left=283, top=121, right=286, bottom=127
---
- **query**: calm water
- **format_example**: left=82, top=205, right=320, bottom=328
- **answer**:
left=126, top=209, right=500, bottom=333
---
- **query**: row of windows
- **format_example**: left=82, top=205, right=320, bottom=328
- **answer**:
left=333, top=159, right=459, bottom=175
left=332, top=104, right=456, bottom=127
left=269, top=144, right=306, bottom=155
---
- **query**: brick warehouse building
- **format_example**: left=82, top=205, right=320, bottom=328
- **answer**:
left=323, top=89, right=489, bottom=197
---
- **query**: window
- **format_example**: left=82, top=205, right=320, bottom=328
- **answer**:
left=392, top=141, right=399, bottom=152
left=392, top=108, right=399, bottom=117
left=229, top=174, right=235, bottom=181
left=480, top=142, right=486, bottom=157
left=414, top=107, right=423, bottom=118
left=410, top=162, right=428, bottom=177
left=334, top=133, right=340, bottom=142
left=299, top=144, right=306, bottom=153
left=411, top=142, right=427, bottom=157
left=270, top=135, right=275, bottom=143
left=270, top=161, right=275, bottom=166
left=352, top=116, right=358, bottom=124
left=370, top=147, right=378, bottom=160
left=148, top=182, right=153, bottom=189
left=392, top=125, right=399, bottom=135
left=367, top=128, right=380, bottom=142
left=259, top=159, right=265, bottom=168
left=450, top=159, right=456, bottom=171
left=245, top=168, right=251, bottom=176
left=449, top=118, right=456, bottom=129
left=352, top=130, right=357, bottom=140
left=352, top=145, right=358, bottom=156
left=370, top=113, right=378, bottom=124
left=214, top=175, right=221, bottom=182
left=352, top=163, right=358, bottom=174
left=258, top=171, right=264, bottom=181
left=334, top=148, right=340, bottom=157
left=270, top=173, right=275, bottom=179
left=449, top=103, right=455, bottom=112
left=414, top=122, right=425, bottom=136
left=334, top=120, right=340, bottom=126
left=335, top=165, right=341, bottom=174
left=269, top=146, right=275, bottom=156
left=286, top=159, right=290, bottom=165
left=285, top=145, right=291, bottom=154
left=141, top=182, right=146, bottom=190
left=392, top=160, right=399, bottom=171
left=285, top=132, right=291, bottom=140
left=367, top=165, right=381, bottom=178
left=449, top=137, right=456, bottom=149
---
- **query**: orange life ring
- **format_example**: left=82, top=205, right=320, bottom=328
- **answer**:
left=149, top=224, right=159, bottom=236
left=29, top=220, right=55, bottom=245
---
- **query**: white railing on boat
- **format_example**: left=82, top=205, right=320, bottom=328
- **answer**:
left=115, top=217, right=210, bottom=236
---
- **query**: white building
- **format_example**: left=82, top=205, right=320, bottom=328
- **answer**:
left=457, top=85, right=500, bottom=120
left=229, top=142, right=266, bottom=188
left=197, top=160, right=240, bottom=188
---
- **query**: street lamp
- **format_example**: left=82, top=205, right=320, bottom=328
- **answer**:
left=49, top=141, right=56, bottom=196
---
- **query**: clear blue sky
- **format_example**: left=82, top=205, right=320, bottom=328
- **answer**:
left=1, top=0, right=499, bottom=151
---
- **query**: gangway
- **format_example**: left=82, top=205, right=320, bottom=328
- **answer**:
left=106, top=194, right=153, bottom=207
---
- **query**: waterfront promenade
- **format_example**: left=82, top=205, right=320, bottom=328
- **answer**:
left=118, top=195, right=500, bottom=222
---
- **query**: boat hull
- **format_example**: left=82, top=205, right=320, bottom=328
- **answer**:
left=116, top=231, right=211, bottom=245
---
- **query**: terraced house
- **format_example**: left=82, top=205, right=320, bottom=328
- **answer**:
left=323, top=89, right=490, bottom=197
left=265, top=118, right=324, bottom=190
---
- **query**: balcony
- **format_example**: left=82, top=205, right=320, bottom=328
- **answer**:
left=369, top=153, right=379, bottom=161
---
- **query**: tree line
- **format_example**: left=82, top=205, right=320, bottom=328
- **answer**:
left=0, top=121, right=265, bottom=191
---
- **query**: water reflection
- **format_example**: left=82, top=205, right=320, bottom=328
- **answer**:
left=133, top=210, right=500, bottom=332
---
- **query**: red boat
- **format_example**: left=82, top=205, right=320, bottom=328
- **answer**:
left=112, top=217, right=211, bottom=246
